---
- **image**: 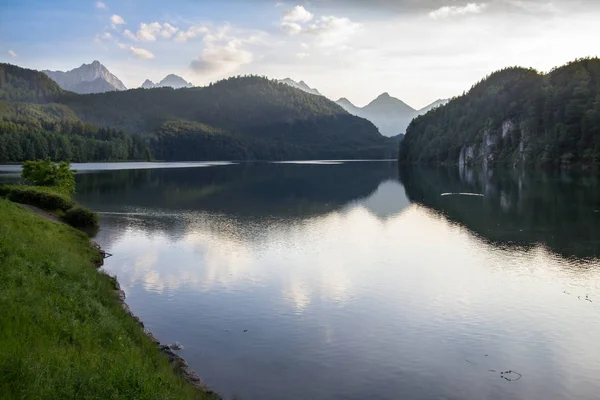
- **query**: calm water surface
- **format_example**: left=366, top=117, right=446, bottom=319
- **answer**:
left=5, top=161, right=600, bottom=399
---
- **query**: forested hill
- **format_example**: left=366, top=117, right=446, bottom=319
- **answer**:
left=0, top=64, right=395, bottom=162
left=0, top=63, right=63, bottom=102
left=398, top=58, right=600, bottom=168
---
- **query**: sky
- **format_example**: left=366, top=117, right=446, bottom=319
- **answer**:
left=1, top=0, right=599, bottom=108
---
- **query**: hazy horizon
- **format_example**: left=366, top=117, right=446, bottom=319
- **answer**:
left=1, top=0, right=599, bottom=109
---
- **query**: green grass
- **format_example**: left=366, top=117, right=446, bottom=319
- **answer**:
left=0, top=199, right=217, bottom=399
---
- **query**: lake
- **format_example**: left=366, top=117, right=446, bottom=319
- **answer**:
left=2, top=161, right=600, bottom=400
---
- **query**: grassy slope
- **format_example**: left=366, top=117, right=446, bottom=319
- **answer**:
left=0, top=199, right=214, bottom=400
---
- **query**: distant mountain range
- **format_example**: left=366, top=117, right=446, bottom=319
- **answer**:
left=140, top=74, right=193, bottom=89
left=278, top=78, right=321, bottom=96
left=43, top=60, right=127, bottom=94
left=0, top=63, right=396, bottom=163
left=43, top=61, right=193, bottom=94
left=336, top=95, right=449, bottom=137
left=279, top=78, right=448, bottom=137
left=41, top=63, right=447, bottom=137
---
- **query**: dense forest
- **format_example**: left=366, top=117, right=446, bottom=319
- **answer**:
left=0, top=63, right=395, bottom=163
left=398, top=58, right=600, bottom=168
left=0, top=118, right=150, bottom=162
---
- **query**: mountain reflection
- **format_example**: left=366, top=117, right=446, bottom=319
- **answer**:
left=398, top=166, right=600, bottom=260
left=75, top=161, right=403, bottom=223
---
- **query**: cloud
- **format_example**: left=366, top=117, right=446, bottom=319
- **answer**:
left=8, top=50, right=17, bottom=57
left=94, top=32, right=112, bottom=44
left=160, top=23, right=178, bottom=38
left=509, top=0, right=560, bottom=14
left=305, top=16, right=361, bottom=47
left=137, top=22, right=162, bottom=41
left=123, top=29, right=136, bottom=40
left=110, top=14, right=125, bottom=27
left=175, top=25, right=209, bottom=42
left=283, top=5, right=314, bottom=23
left=278, top=6, right=360, bottom=47
left=123, top=21, right=185, bottom=41
left=429, top=3, right=488, bottom=19
left=96, top=1, right=107, bottom=9
left=190, top=39, right=252, bottom=75
left=281, top=21, right=303, bottom=35
left=128, top=46, right=155, bottom=59
left=296, top=52, right=309, bottom=59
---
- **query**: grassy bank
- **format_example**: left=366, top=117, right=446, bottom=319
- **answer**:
left=0, top=199, right=215, bottom=399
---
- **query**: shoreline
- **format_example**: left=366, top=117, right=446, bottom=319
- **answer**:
left=0, top=199, right=219, bottom=399
left=104, top=269, right=216, bottom=394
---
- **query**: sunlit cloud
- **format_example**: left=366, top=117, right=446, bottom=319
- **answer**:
left=283, top=5, right=313, bottom=23
left=429, top=3, right=488, bottom=19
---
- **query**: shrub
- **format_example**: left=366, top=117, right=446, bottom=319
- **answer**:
left=63, top=206, right=99, bottom=229
left=22, top=158, right=76, bottom=194
left=5, top=186, right=75, bottom=211
left=0, top=185, right=12, bottom=197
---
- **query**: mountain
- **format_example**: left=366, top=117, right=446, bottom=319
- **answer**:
left=70, top=77, right=120, bottom=94
left=58, top=75, right=395, bottom=160
left=141, top=79, right=156, bottom=89
left=336, top=93, right=416, bottom=137
left=335, top=97, right=362, bottom=115
left=140, top=74, right=193, bottom=89
left=279, top=80, right=448, bottom=137
left=418, top=98, right=449, bottom=114
left=279, top=78, right=321, bottom=96
left=43, top=60, right=127, bottom=94
left=336, top=95, right=450, bottom=137
left=0, top=64, right=396, bottom=162
left=398, top=58, right=600, bottom=168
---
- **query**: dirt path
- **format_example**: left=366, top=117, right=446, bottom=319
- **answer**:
left=15, top=203, right=65, bottom=224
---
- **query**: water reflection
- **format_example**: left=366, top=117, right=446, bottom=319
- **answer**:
left=399, top=166, right=600, bottom=260
left=68, top=163, right=600, bottom=399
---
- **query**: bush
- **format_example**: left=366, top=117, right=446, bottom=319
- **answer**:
left=5, top=185, right=75, bottom=211
left=22, top=158, right=76, bottom=194
left=0, top=185, right=12, bottom=197
left=63, top=206, right=99, bottom=229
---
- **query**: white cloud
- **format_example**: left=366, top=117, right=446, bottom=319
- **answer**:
left=296, top=52, right=309, bottom=59
left=94, top=32, right=112, bottom=44
left=8, top=50, right=17, bottom=57
left=275, top=2, right=285, bottom=7
left=175, top=25, right=209, bottom=41
left=190, top=39, right=252, bottom=75
left=124, top=21, right=183, bottom=41
left=281, top=21, right=302, bottom=35
left=128, top=46, right=155, bottom=59
left=96, top=1, right=107, bottom=9
left=283, top=5, right=313, bottom=23
left=160, top=23, right=178, bottom=38
left=123, top=29, right=136, bottom=40
left=279, top=7, right=360, bottom=47
left=305, top=16, right=361, bottom=47
left=110, top=14, right=125, bottom=27
left=429, top=3, right=488, bottom=19
left=509, top=0, right=560, bottom=14
left=137, top=22, right=162, bottom=41
left=301, top=42, right=309, bottom=49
